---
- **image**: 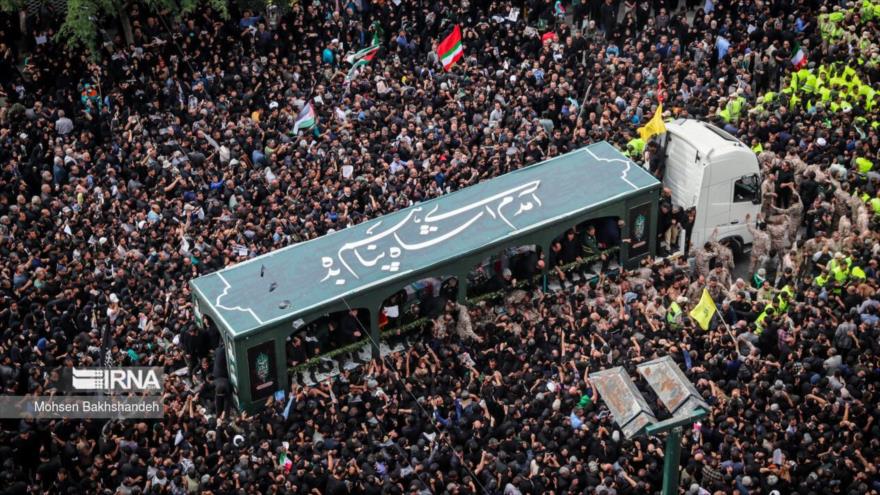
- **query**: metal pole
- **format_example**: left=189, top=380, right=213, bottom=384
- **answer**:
left=646, top=407, right=707, bottom=495
left=369, top=308, right=381, bottom=360
left=661, top=427, right=683, bottom=495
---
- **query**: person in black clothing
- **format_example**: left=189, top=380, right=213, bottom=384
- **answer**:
left=647, top=141, right=665, bottom=179
left=180, top=325, right=208, bottom=374
left=799, top=169, right=819, bottom=212
left=482, top=267, right=516, bottom=293
left=680, top=207, right=697, bottom=257
left=338, top=308, right=364, bottom=346
left=287, top=336, right=307, bottom=368
left=560, top=229, right=582, bottom=265
left=600, top=0, right=618, bottom=34
left=548, top=240, right=565, bottom=270
left=636, top=0, right=652, bottom=30
left=775, top=160, right=795, bottom=208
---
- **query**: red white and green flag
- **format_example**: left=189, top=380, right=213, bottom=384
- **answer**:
left=345, top=43, right=379, bottom=65
left=278, top=453, right=293, bottom=472
left=791, top=43, right=807, bottom=69
left=437, top=25, right=464, bottom=71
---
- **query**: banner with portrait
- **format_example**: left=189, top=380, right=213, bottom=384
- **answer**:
left=247, top=341, right=277, bottom=400
left=627, top=203, right=652, bottom=260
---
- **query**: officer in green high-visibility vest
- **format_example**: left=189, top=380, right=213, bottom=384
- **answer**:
left=730, top=93, right=746, bottom=122
left=827, top=252, right=851, bottom=284
left=626, top=136, right=646, bottom=159
left=789, top=72, right=800, bottom=92
left=851, top=265, right=867, bottom=281
left=717, top=97, right=732, bottom=123
left=870, top=191, right=880, bottom=215
left=667, top=297, right=686, bottom=329
left=775, top=285, right=795, bottom=313
left=858, top=83, right=874, bottom=101
left=818, top=86, right=832, bottom=105
left=863, top=0, right=876, bottom=20
left=755, top=304, right=775, bottom=335
left=803, top=71, right=818, bottom=94
left=856, top=157, right=874, bottom=173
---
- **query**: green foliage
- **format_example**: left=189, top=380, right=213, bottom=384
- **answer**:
left=4, top=0, right=233, bottom=55
left=0, top=0, right=25, bottom=12
left=55, top=0, right=115, bottom=53
left=0, top=0, right=231, bottom=54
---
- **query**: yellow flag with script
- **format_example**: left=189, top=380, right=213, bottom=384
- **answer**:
left=688, top=289, right=717, bottom=331
left=638, top=103, right=667, bottom=141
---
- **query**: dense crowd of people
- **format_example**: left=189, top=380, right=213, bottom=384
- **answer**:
left=1, top=0, right=880, bottom=493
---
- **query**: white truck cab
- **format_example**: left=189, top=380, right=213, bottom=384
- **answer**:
left=662, top=119, right=762, bottom=256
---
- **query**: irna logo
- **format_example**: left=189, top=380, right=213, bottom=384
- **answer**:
left=70, top=367, right=163, bottom=392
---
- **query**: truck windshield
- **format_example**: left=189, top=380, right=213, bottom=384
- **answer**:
left=702, top=123, right=741, bottom=143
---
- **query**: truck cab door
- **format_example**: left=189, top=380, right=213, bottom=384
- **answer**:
left=729, top=174, right=761, bottom=242
left=707, top=180, right=732, bottom=232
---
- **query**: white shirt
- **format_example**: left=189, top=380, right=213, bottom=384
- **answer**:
left=55, top=116, right=74, bottom=135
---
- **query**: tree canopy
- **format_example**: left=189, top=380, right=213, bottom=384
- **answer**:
left=1, top=0, right=231, bottom=54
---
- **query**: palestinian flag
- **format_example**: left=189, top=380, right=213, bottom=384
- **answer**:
left=344, top=43, right=379, bottom=64
left=345, top=59, right=369, bottom=84
left=791, top=43, right=807, bottom=70
left=344, top=39, right=380, bottom=85
left=292, top=101, right=316, bottom=134
left=437, top=25, right=464, bottom=71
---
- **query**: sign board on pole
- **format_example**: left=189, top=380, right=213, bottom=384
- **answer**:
left=589, top=367, right=657, bottom=438
left=637, top=356, right=709, bottom=417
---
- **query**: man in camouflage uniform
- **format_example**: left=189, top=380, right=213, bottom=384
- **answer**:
left=767, top=218, right=791, bottom=253
left=785, top=150, right=808, bottom=183
left=707, top=228, right=736, bottom=272
left=687, top=275, right=707, bottom=302
left=710, top=263, right=733, bottom=290
left=801, top=229, right=828, bottom=264
left=706, top=275, right=725, bottom=302
left=716, top=240, right=736, bottom=272
left=761, top=171, right=778, bottom=214
left=838, top=214, right=853, bottom=237
left=768, top=186, right=803, bottom=243
left=855, top=204, right=870, bottom=236
left=693, top=242, right=717, bottom=278
left=747, top=213, right=771, bottom=274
